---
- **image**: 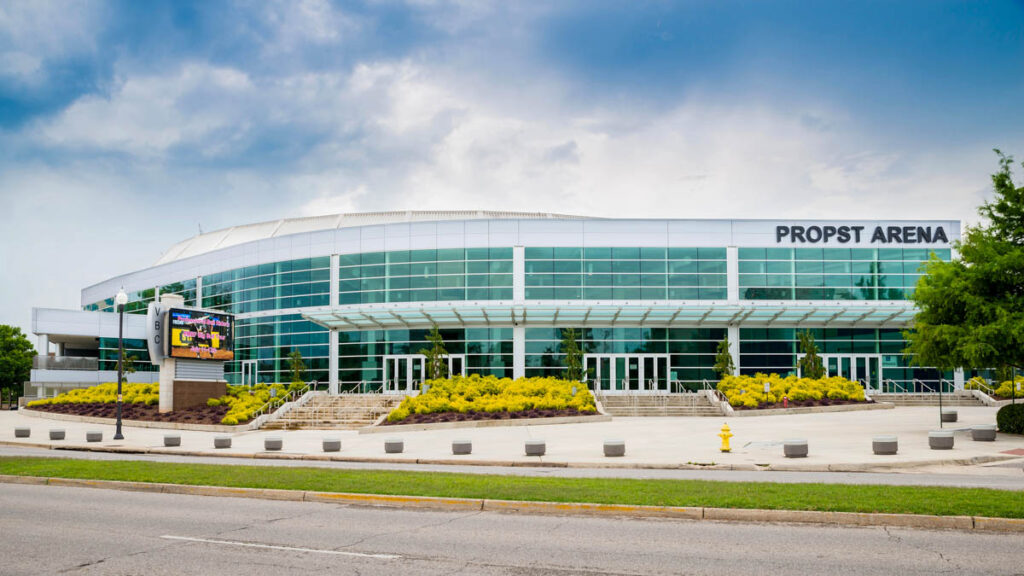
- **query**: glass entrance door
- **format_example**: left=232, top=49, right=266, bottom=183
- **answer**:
left=814, top=354, right=881, bottom=392
left=241, top=360, right=257, bottom=388
left=584, top=354, right=670, bottom=394
left=382, top=354, right=466, bottom=394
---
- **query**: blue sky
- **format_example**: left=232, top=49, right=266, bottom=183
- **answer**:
left=1, top=0, right=1023, bottom=335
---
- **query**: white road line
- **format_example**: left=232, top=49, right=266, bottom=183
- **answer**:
left=160, top=535, right=400, bottom=560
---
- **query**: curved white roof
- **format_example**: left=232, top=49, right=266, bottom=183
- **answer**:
left=155, top=210, right=592, bottom=265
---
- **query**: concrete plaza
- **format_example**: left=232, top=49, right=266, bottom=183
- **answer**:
left=3, top=405, right=1023, bottom=475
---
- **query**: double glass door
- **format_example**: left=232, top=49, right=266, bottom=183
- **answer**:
left=382, top=354, right=466, bottom=393
left=584, top=354, right=670, bottom=393
left=800, top=354, right=881, bottom=391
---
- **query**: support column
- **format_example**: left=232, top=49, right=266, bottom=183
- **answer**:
left=330, top=254, right=340, bottom=306
left=329, top=329, right=339, bottom=394
left=157, top=294, right=185, bottom=413
left=37, top=335, right=48, bottom=356
left=728, top=325, right=740, bottom=376
left=954, top=367, right=965, bottom=391
left=512, top=245, right=525, bottom=303
left=513, top=325, right=525, bottom=379
left=726, top=246, right=739, bottom=303
left=195, top=275, right=203, bottom=306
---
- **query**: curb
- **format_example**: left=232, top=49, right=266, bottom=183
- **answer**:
left=0, top=474, right=1021, bottom=533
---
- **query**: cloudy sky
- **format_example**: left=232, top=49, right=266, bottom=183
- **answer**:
left=1, top=0, right=1023, bottom=336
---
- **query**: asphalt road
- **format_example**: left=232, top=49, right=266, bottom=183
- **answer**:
left=2, top=483, right=1022, bottom=575
left=2, top=444, right=1023, bottom=490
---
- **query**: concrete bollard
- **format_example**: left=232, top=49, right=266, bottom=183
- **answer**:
left=451, top=439, right=472, bottom=455
left=264, top=436, right=283, bottom=451
left=783, top=438, right=808, bottom=458
left=49, top=429, right=65, bottom=441
left=872, top=435, right=898, bottom=455
left=384, top=438, right=404, bottom=454
left=928, top=430, right=954, bottom=450
left=971, top=425, right=997, bottom=442
left=85, top=431, right=103, bottom=443
left=940, top=409, right=958, bottom=423
left=214, top=435, right=232, bottom=449
left=323, top=437, right=342, bottom=452
left=164, top=434, right=181, bottom=447
left=14, top=427, right=30, bottom=438
left=525, top=439, right=546, bottom=456
left=603, top=439, right=626, bottom=457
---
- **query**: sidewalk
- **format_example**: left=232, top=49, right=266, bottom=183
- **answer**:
left=3, top=406, right=1023, bottom=473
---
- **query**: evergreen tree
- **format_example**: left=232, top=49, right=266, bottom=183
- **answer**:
left=797, top=330, right=825, bottom=379
left=420, top=323, right=449, bottom=380
left=905, top=151, right=1024, bottom=373
left=561, top=328, right=584, bottom=381
left=713, top=336, right=735, bottom=379
left=287, top=349, right=306, bottom=384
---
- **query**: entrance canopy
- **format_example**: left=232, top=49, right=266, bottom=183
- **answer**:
left=302, top=301, right=916, bottom=330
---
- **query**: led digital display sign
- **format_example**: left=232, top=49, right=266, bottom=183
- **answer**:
left=168, top=308, right=234, bottom=361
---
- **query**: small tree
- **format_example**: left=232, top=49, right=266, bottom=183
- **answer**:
left=713, top=336, right=735, bottom=379
left=287, top=349, right=306, bottom=384
left=797, top=330, right=825, bottom=379
left=561, top=328, right=584, bottom=382
left=420, top=323, right=449, bottom=381
left=0, top=325, right=35, bottom=403
left=122, top=354, right=137, bottom=379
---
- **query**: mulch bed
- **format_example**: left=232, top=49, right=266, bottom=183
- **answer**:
left=733, top=398, right=874, bottom=411
left=30, top=402, right=234, bottom=426
left=383, top=408, right=599, bottom=426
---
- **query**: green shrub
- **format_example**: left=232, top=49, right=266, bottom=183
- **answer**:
left=206, top=398, right=221, bottom=407
left=996, top=404, right=1024, bottom=434
left=717, top=373, right=866, bottom=407
left=220, top=416, right=238, bottom=426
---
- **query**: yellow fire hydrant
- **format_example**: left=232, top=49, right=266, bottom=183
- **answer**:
left=718, top=423, right=733, bottom=453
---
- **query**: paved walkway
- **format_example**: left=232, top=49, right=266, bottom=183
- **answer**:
left=2, top=406, right=1022, bottom=486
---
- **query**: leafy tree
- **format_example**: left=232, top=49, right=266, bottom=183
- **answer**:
left=287, top=349, right=306, bottom=384
left=0, top=325, right=35, bottom=401
left=419, top=323, right=449, bottom=381
left=712, top=336, right=735, bottom=379
left=560, top=328, right=584, bottom=382
left=905, top=151, right=1024, bottom=374
left=797, top=330, right=824, bottom=379
left=122, top=354, right=136, bottom=378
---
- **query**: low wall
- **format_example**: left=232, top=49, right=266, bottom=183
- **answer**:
left=728, top=401, right=894, bottom=417
left=360, top=413, right=612, bottom=434
left=173, top=380, right=227, bottom=410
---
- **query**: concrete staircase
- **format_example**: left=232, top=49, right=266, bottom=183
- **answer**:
left=871, top=391, right=987, bottom=407
left=261, top=394, right=403, bottom=430
left=599, top=393, right=725, bottom=417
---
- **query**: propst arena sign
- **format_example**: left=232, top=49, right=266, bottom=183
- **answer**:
left=776, top=225, right=949, bottom=244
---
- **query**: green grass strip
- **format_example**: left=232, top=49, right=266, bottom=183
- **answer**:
left=2, top=456, right=1022, bottom=518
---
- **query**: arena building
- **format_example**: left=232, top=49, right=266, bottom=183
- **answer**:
left=28, top=211, right=963, bottom=399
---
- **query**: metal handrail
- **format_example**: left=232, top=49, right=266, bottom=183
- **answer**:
left=251, top=381, right=314, bottom=420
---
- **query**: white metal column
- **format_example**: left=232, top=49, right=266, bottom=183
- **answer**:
left=195, top=275, right=203, bottom=306
left=328, top=329, right=339, bottom=394
left=727, top=325, right=740, bottom=375
left=513, top=325, right=525, bottom=379
left=953, top=367, right=965, bottom=390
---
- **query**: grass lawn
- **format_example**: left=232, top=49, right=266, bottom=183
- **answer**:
left=1, top=456, right=1022, bottom=518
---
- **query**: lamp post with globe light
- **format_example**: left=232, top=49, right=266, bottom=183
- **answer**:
left=113, top=288, right=129, bottom=440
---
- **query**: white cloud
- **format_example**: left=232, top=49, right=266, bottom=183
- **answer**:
left=0, top=0, right=102, bottom=86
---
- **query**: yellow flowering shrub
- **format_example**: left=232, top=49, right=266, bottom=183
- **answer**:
left=717, top=373, right=867, bottom=408
left=27, top=382, right=295, bottom=425
left=387, top=375, right=596, bottom=423
left=968, top=375, right=1024, bottom=398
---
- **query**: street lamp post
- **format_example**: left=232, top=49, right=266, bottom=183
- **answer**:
left=113, top=287, right=128, bottom=440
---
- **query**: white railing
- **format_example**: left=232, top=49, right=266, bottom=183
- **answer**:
left=250, top=383, right=324, bottom=429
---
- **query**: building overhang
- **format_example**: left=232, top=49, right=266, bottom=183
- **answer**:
left=302, top=300, right=917, bottom=331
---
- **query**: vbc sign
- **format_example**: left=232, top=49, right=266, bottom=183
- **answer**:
left=776, top=224, right=949, bottom=244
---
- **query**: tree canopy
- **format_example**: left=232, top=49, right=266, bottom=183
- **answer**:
left=0, top=325, right=35, bottom=396
left=905, top=151, right=1024, bottom=373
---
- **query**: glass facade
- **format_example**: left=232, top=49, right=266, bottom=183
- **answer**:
left=98, top=337, right=156, bottom=372
left=739, top=328, right=948, bottom=388
left=338, top=328, right=514, bottom=390
left=738, top=247, right=951, bottom=301
left=339, top=248, right=513, bottom=304
left=525, top=247, right=727, bottom=300
left=228, top=314, right=329, bottom=384
left=202, top=257, right=330, bottom=314
left=159, top=279, right=198, bottom=307
left=525, top=327, right=723, bottom=387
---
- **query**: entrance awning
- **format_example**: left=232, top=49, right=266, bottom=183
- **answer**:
left=302, top=301, right=917, bottom=331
